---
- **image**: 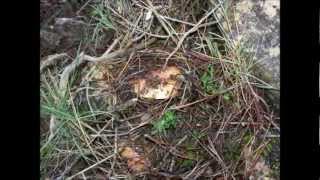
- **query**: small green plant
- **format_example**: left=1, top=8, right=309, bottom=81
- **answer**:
left=153, top=110, right=177, bottom=134
left=223, top=92, right=231, bottom=101
left=40, top=57, right=103, bottom=177
left=224, top=131, right=254, bottom=162
left=242, top=131, right=254, bottom=145
left=262, top=139, right=276, bottom=157
left=200, top=64, right=218, bottom=94
left=90, top=3, right=115, bottom=47
left=264, top=142, right=273, bottom=155
left=181, top=145, right=196, bottom=168
left=205, top=37, right=221, bottom=58
left=91, top=3, right=114, bottom=30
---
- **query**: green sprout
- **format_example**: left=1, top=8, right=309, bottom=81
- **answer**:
left=153, top=110, right=177, bottom=134
left=200, top=64, right=218, bottom=94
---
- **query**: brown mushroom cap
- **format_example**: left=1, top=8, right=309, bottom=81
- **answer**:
left=119, top=146, right=150, bottom=172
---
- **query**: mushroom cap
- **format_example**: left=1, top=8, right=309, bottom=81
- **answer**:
left=120, top=146, right=139, bottom=159
left=131, top=66, right=182, bottom=99
left=120, top=146, right=150, bottom=172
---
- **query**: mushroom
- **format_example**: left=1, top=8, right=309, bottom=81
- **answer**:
left=120, top=146, right=150, bottom=172
left=130, top=66, right=182, bottom=99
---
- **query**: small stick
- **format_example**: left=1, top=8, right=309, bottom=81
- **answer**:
left=144, top=134, right=167, bottom=146
left=170, top=97, right=210, bottom=110
left=102, top=35, right=122, bottom=57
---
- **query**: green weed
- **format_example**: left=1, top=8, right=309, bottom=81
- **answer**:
left=91, top=3, right=114, bottom=30
left=180, top=144, right=196, bottom=168
left=223, top=92, right=231, bottom=101
left=90, top=2, right=115, bottom=48
left=153, top=110, right=178, bottom=134
left=40, top=55, right=101, bottom=176
left=224, top=131, right=254, bottom=163
left=205, top=37, right=222, bottom=58
left=200, top=64, right=218, bottom=94
left=224, top=143, right=241, bottom=163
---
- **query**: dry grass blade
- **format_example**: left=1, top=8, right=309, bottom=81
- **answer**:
left=40, top=53, right=69, bottom=72
left=59, top=52, right=86, bottom=94
left=145, top=0, right=178, bottom=43
left=82, top=26, right=162, bottom=63
left=66, top=154, right=115, bottom=180
left=163, top=4, right=221, bottom=68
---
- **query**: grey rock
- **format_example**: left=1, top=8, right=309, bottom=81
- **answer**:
left=216, top=0, right=280, bottom=111
left=227, top=0, right=280, bottom=89
left=219, top=2, right=280, bottom=176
